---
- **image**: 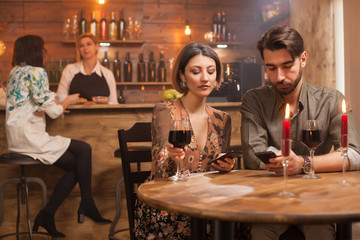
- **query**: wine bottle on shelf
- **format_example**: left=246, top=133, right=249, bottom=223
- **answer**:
left=221, top=11, right=227, bottom=42
left=157, top=51, right=166, bottom=82
left=48, top=60, right=55, bottom=83
left=147, top=51, right=156, bottom=82
left=137, top=53, right=146, bottom=82
left=117, top=9, right=126, bottom=40
left=99, top=9, right=108, bottom=40
left=113, top=51, right=121, bottom=82
left=90, top=12, right=97, bottom=37
left=79, top=10, right=87, bottom=35
left=124, top=52, right=132, bottom=82
left=216, top=12, right=222, bottom=42
left=102, top=51, right=110, bottom=69
left=212, top=13, right=218, bottom=42
left=108, top=11, right=117, bottom=40
left=56, top=60, right=64, bottom=83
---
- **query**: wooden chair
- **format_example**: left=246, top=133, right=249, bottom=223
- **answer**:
left=109, top=122, right=152, bottom=240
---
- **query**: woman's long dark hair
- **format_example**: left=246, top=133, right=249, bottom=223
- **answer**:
left=11, top=35, right=46, bottom=67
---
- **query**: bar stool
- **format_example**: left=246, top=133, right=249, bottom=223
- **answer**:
left=0, top=152, right=49, bottom=239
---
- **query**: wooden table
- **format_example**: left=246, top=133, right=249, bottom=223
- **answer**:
left=137, top=170, right=360, bottom=239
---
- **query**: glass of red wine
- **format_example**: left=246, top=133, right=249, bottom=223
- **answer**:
left=301, top=120, right=323, bottom=179
left=168, top=118, right=191, bottom=181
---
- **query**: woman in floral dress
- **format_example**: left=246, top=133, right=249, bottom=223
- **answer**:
left=134, top=43, right=251, bottom=239
left=5, top=35, right=111, bottom=238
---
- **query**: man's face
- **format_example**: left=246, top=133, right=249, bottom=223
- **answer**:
left=263, top=48, right=306, bottom=96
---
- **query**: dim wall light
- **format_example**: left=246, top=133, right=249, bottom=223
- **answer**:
left=185, top=20, right=191, bottom=35
left=0, top=40, right=6, bottom=56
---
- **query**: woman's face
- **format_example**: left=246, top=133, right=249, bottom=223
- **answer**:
left=180, top=54, right=217, bottom=98
left=78, top=37, right=99, bottom=60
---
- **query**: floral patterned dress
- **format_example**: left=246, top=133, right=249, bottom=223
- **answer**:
left=5, top=65, right=70, bottom=164
left=134, top=99, right=237, bottom=239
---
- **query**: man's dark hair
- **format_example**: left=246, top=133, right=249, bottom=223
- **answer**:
left=12, top=35, right=46, bottom=67
left=257, top=25, right=304, bottom=60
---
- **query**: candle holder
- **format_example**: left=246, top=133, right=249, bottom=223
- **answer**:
left=279, top=138, right=295, bottom=197
left=340, top=148, right=348, bottom=185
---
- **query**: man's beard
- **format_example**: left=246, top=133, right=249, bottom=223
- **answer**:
left=273, top=70, right=302, bottom=96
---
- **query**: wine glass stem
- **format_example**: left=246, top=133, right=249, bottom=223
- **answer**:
left=283, top=159, right=288, bottom=193
left=309, top=149, right=315, bottom=176
left=176, top=160, right=181, bottom=177
left=341, top=149, right=348, bottom=183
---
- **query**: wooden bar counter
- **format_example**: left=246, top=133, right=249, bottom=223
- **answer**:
left=0, top=102, right=241, bottom=239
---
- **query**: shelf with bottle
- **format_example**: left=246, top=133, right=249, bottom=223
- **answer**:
left=208, top=41, right=244, bottom=48
left=62, top=39, right=144, bottom=46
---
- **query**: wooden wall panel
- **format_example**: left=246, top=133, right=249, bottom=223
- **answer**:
left=0, top=0, right=264, bottom=86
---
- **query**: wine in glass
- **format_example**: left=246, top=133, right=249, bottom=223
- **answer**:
left=301, top=120, right=323, bottom=179
left=168, top=119, right=191, bottom=181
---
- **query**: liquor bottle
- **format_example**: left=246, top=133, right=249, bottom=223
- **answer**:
left=117, top=9, right=126, bottom=40
left=79, top=10, right=87, bottom=35
left=108, top=11, right=117, bottom=40
left=102, top=51, right=110, bottom=69
left=56, top=60, right=64, bottom=83
left=221, top=11, right=227, bottom=42
left=48, top=60, right=55, bottom=83
left=216, top=12, right=222, bottom=42
left=99, top=9, right=108, bottom=40
left=124, top=52, right=132, bottom=82
left=113, top=51, right=121, bottom=82
left=137, top=53, right=146, bottom=82
left=90, top=12, right=97, bottom=37
left=157, top=51, right=166, bottom=82
left=147, top=51, right=156, bottom=82
left=212, top=13, right=218, bottom=43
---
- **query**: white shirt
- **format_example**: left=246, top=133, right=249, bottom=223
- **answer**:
left=6, top=66, right=71, bottom=164
left=57, top=61, right=118, bottom=104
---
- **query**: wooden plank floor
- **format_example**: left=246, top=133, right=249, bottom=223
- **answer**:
left=0, top=191, right=130, bottom=240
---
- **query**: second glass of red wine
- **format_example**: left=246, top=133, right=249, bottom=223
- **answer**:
left=168, top=119, right=191, bottom=181
left=301, top=120, right=323, bottom=179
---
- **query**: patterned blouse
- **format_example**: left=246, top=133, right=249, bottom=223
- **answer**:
left=5, top=65, right=70, bottom=164
left=149, top=99, right=231, bottom=179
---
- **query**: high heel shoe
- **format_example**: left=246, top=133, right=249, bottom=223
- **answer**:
left=33, top=209, right=66, bottom=238
left=77, top=198, right=112, bottom=224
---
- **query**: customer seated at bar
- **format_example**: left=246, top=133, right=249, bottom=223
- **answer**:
left=5, top=35, right=111, bottom=238
left=240, top=25, right=360, bottom=240
left=134, top=42, right=251, bottom=239
left=57, top=33, right=118, bottom=104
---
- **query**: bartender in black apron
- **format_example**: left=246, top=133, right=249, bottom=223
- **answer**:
left=69, top=71, right=109, bottom=101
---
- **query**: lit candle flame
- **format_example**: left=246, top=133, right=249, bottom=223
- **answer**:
left=285, top=103, right=290, bottom=119
left=342, top=99, right=346, bottom=113
left=226, top=64, right=230, bottom=76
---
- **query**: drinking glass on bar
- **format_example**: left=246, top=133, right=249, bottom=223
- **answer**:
left=168, top=118, right=191, bottom=181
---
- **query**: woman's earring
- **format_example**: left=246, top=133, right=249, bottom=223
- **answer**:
left=180, top=81, right=188, bottom=90
left=214, top=81, right=217, bottom=88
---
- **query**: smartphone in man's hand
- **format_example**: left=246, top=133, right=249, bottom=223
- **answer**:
left=255, top=151, right=279, bottom=164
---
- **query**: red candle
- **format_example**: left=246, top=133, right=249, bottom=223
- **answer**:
left=341, top=99, right=348, bottom=148
left=282, top=103, right=291, bottom=156
left=283, top=103, right=291, bottom=140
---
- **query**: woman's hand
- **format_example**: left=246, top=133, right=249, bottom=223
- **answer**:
left=210, top=157, right=235, bottom=172
left=264, top=150, right=304, bottom=175
left=165, top=142, right=186, bottom=163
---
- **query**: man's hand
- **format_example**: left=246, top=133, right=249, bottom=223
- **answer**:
left=264, top=150, right=304, bottom=175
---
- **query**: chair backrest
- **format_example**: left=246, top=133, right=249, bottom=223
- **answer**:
left=118, top=122, right=152, bottom=240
